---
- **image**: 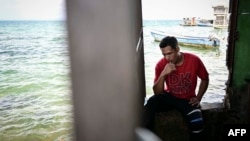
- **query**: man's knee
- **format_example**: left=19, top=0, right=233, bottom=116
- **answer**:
left=145, top=94, right=164, bottom=107
left=186, top=109, right=204, bottom=133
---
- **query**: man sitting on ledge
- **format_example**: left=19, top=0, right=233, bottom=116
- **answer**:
left=143, top=36, right=209, bottom=141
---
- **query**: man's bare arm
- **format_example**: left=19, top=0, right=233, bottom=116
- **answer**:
left=196, top=78, right=209, bottom=101
left=153, top=63, right=176, bottom=95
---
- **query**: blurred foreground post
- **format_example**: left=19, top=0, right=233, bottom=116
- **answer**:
left=66, top=0, right=145, bottom=141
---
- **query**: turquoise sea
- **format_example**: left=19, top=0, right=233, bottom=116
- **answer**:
left=0, top=20, right=228, bottom=141
left=0, top=21, right=73, bottom=141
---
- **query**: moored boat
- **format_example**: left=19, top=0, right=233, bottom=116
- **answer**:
left=150, top=29, right=220, bottom=48
left=197, top=19, right=213, bottom=27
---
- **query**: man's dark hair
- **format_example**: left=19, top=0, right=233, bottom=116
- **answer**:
left=159, top=36, right=178, bottom=49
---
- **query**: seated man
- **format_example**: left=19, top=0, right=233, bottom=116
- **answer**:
left=143, top=36, right=209, bottom=141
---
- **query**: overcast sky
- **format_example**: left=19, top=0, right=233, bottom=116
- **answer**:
left=0, top=0, right=228, bottom=21
left=142, top=0, right=229, bottom=20
left=0, top=0, right=65, bottom=21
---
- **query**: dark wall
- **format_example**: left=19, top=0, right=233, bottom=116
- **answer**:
left=226, top=0, right=250, bottom=124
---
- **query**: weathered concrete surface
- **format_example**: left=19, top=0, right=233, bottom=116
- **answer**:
left=154, top=110, right=189, bottom=141
left=153, top=102, right=227, bottom=141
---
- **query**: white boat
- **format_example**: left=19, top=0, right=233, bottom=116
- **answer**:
left=150, top=29, right=220, bottom=48
left=197, top=19, right=213, bottom=27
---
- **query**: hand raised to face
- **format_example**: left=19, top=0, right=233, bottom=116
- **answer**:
left=162, top=62, right=176, bottom=76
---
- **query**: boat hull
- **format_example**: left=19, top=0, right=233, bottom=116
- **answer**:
left=213, top=25, right=228, bottom=29
left=197, top=23, right=213, bottom=27
left=150, top=30, right=220, bottom=48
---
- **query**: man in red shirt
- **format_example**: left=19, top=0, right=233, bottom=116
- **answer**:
left=143, top=36, right=209, bottom=141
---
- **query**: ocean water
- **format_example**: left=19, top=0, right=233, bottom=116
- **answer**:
left=0, top=21, right=73, bottom=141
left=0, top=20, right=228, bottom=141
left=143, top=20, right=229, bottom=104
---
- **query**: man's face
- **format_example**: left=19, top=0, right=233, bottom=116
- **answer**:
left=160, top=46, right=179, bottom=64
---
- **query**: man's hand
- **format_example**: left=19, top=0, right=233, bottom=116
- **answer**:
left=161, top=62, right=176, bottom=76
left=189, top=97, right=200, bottom=107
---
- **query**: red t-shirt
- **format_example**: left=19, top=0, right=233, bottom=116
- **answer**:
left=154, top=52, right=209, bottom=100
